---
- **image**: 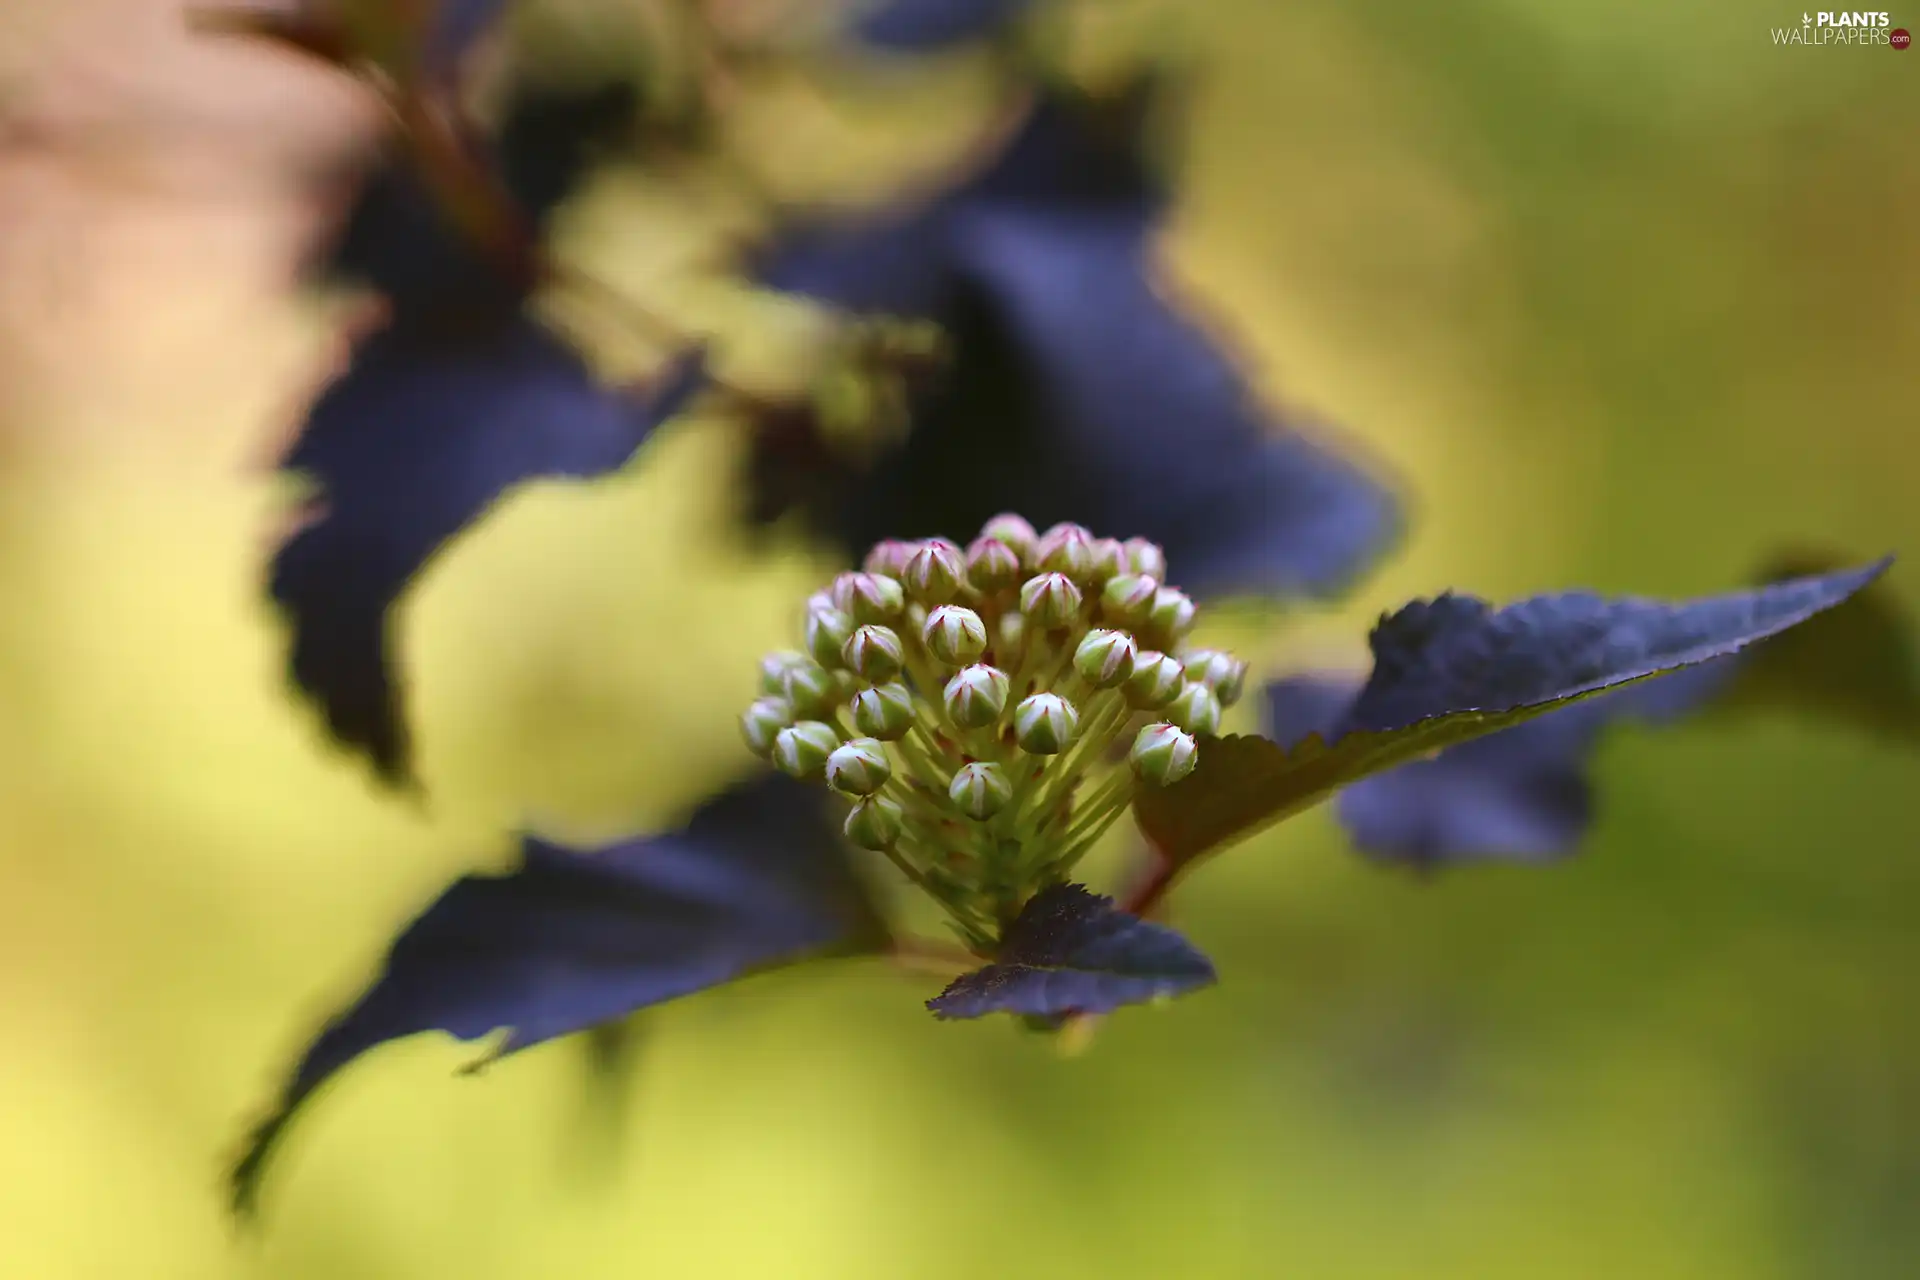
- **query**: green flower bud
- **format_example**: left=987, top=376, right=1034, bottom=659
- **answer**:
left=1182, top=649, right=1248, bottom=708
left=851, top=682, right=915, bottom=740
left=864, top=539, right=915, bottom=577
left=943, top=663, right=1010, bottom=730
left=1123, top=538, right=1167, bottom=581
left=1124, top=650, right=1185, bottom=709
left=980, top=513, right=1038, bottom=565
left=1019, top=572, right=1084, bottom=629
left=772, top=720, right=840, bottom=778
left=759, top=649, right=809, bottom=695
left=1099, top=573, right=1159, bottom=629
left=842, top=624, right=905, bottom=683
left=904, top=538, right=966, bottom=604
left=740, top=696, right=794, bottom=757
left=1013, top=692, right=1080, bottom=754
left=1166, top=682, right=1222, bottom=736
left=1087, top=537, right=1128, bottom=587
left=923, top=604, right=988, bottom=666
left=1035, top=523, right=1094, bottom=582
left=782, top=661, right=842, bottom=717
left=845, top=572, right=906, bottom=625
left=1130, top=722, right=1198, bottom=786
left=825, top=738, right=893, bottom=796
left=1073, top=628, right=1138, bottom=688
left=805, top=605, right=856, bottom=669
left=948, top=761, right=1014, bottom=820
left=1144, top=586, right=1197, bottom=647
left=965, top=535, right=1023, bottom=594
left=845, top=795, right=905, bottom=850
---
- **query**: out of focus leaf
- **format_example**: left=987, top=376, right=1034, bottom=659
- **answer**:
left=926, top=884, right=1215, bottom=1020
left=1264, top=548, right=1919, bottom=866
left=748, top=81, right=1401, bottom=600
left=323, top=76, right=641, bottom=323
left=1135, top=559, right=1891, bottom=872
left=944, top=207, right=1401, bottom=598
left=269, top=318, right=705, bottom=785
left=274, top=72, right=668, bottom=784
left=853, top=0, right=1039, bottom=51
left=230, top=774, right=885, bottom=1219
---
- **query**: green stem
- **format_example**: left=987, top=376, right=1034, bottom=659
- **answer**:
left=882, top=775, right=949, bottom=830
left=897, top=723, right=954, bottom=790
left=1052, top=803, right=1133, bottom=874
left=1054, top=769, right=1135, bottom=856
left=1014, top=691, right=1127, bottom=829
left=877, top=843, right=937, bottom=895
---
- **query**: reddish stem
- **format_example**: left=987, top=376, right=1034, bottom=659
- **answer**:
left=1120, top=851, right=1177, bottom=920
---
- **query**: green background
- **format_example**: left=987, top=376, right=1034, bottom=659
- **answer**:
left=0, top=1, right=1915, bottom=1276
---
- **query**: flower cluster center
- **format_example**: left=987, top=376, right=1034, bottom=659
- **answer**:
left=742, top=516, right=1244, bottom=951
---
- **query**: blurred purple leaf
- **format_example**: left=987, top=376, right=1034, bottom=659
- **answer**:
left=230, top=773, right=885, bottom=1219
left=748, top=83, right=1401, bottom=600
left=1135, top=558, right=1892, bottom=872
left=322, top=76, right=640, bottom=324
left=927, top=883, right=1215, bottom=1020
left=269, top=318, right=705, bottom=785
left=272, top=72, right=682, bottom=785
left=853, top=0, right=1039, bottom=50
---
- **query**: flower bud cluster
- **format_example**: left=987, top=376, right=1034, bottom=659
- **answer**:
left=739, top=515, right=1248, bottom=950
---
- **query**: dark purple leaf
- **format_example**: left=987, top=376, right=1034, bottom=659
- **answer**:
left=493, top=78, right=640, bottom=224
left=1265, top=671, right=1721, bottom=866
left=230, top=773, right=884, bottom=1218
left=755, top=209, right=956, bottom=321
left=1264, top=550, right=1918, bottom=866
left=926, top=883, right=1215, bottom=1020
left=747, top=84, right=1401, bottom=599
left=323, top=76, right=639, bottom=323
left=853, top=0, right=1039, bottom=51
left=269, top=317, right=705, bottom=784
left=321, top=161, right=525, bottom=321
left=943, top=205, right=1401, bottom=598
left=1134, top=558, right=1892, bottom=872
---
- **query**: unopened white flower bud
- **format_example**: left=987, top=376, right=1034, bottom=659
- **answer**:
left=1130, top=722, right=1198, bottom=786
left=1019, top=572, right=1083, bottom=629
left=1013, top=692, right=1079, bottom=754
left=949, top=761, right=1013, bottom=820
left=923, top=604, right=988, bottom=666
left=943, top=664, right=1010, bottom=730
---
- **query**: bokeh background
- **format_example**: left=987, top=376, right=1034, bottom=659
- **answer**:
left=2, top=1, right=1916, bottom=1277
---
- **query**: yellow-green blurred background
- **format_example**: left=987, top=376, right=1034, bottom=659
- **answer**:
left=2, top=1, right=1917, bottom=1276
